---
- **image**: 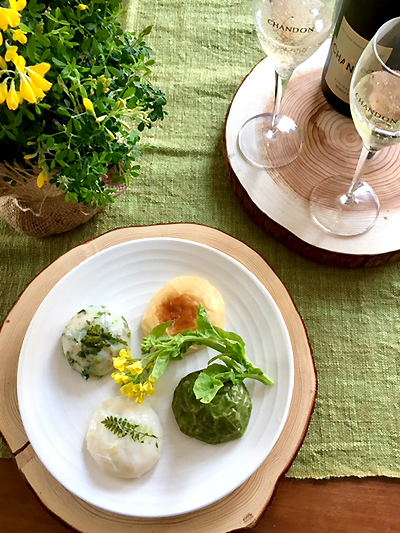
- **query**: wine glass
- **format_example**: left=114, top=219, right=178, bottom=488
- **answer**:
left=310, top=17, right=400, bottom=236
left=238, top=0, right=337, bottom=168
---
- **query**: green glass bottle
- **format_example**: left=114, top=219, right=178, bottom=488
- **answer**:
left=321, top=0, right=400, bottom=115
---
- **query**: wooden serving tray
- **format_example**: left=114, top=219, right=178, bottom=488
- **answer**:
left=225, top=43, right=400, bottom=268
left=0, top=224, right=316, bottom=532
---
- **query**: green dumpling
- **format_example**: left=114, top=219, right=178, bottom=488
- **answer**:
left=172, top=370, right=252, bottom=444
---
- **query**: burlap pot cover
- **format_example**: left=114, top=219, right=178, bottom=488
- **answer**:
left=0, top=163, right=125, bottom=237
left=0, top=194, right=101, bottom=238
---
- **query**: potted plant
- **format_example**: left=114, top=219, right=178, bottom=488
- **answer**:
left=0, top=0, right=166, bottom=236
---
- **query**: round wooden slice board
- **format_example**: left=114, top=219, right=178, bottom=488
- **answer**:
left=0, top=224, right=316, bottom=532
left=224, top=42, right=400, bottom=268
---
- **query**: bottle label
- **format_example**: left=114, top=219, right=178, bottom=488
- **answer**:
left=324, top=16, right=368, bottom=104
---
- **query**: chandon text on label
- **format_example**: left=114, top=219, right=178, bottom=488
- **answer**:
left=331, top=42, right=355, bottom=74
left=267, top=19, right=315, bottom=33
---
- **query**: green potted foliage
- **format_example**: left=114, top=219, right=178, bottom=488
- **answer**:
left=0, top=0, right=166, bottom=236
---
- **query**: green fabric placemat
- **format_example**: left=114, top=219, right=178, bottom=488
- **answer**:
left=0, top=0, right=399, bottom=479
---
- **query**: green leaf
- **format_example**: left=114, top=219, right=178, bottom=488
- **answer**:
left=193, top=364, right=227, bottom=403
left=57, top=107, right=71, bottom=117
left=46, top=136, right=54, bottom=149
left=95, top=29, right=110, bottom=41
left=151, top=351, right=171, bottom=381
left=148, top=321, right=172, bottom=342
left=52, top=58, right=66, bottom=68
left=196, top=306, right=216, bottom=336
left=107, top=66, right=120, bottom=77
left=91, top=65, right=104, bottom=76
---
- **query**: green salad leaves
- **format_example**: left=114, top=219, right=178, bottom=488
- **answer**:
left=112, top=305, right=273, bottom=403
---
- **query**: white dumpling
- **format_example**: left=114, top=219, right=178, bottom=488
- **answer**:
left=86, top=396, right=163, bottom=479
left=62, top=305, right=131, bottom=379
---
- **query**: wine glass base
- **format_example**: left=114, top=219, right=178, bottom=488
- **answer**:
left=310, top=176, right=380, bottom=237
left=238, top=113, right=302, bottom=168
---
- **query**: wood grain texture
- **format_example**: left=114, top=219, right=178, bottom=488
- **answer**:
left=0, top=224, right=316, bottom=533
left=224, top=42, right=400, bottom=267
left=1, top=458, right=399, bottom=533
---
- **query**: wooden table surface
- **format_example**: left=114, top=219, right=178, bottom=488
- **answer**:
left=1, top=458, right=399, bottom=533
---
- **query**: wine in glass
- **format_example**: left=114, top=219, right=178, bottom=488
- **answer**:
left=238, top=0, right=337, bottom=168
left=310, top=16, right=400, bottom=236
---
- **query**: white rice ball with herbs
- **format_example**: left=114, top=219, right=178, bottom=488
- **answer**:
left=62, top=305, right=131, bottom=380
left=86, top=396, right=163, bottom=478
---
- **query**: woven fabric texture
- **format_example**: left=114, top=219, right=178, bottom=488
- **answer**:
left=0, top=0, right=399, bottom=479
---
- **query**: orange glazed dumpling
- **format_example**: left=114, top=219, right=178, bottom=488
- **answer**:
left=141, top=276, right=225, bottom=336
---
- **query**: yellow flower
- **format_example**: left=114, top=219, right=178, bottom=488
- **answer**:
left=0, top=32, right=3, bottom=46
left=5, top=45, right=18, bottom=63
left=111, top=371, right=131, bottom=385
left=23, top=152, right=37, bottom=160
left=19, top=73, right=36, bottom=104
left=106, top=128, right=116, bottom=140
left=13, top=28, right=26, bottom=44
left=5, top=80, right=19, bottom=110
left=0, top=56, right=6, bottom=70
left=0, top=8, right=20, bottom=31
left=26, top=62, right=50, bottom=77
left=13, top=54, right=25, bottom=71
left=142, top=380, right=156, bottom=396
left=118, top=348, right=132, bottom=359
left=25, top=63, right=52, bottom=91
left=125, top=360, right=143, bottom=375
left=0, top=80, right=7, bottom=104
left=28, top=79, right=45, bottom=99
left=78, top=4, right=88, bottom=10
left=37, top=169, right=49, bottom=188
left=120, top=382, right=142, bottom=399
left=9, top=0, right=27, bottom=11
left=83, top=97, right=95, bottom=114
left=113, top=355, right=127, bottom=371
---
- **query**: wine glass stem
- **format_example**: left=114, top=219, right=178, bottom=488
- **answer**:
left=271, top=71, right=282, bottom=129
left=346, top=146, right=378, bottom=199
left=271, top=71, right=291, bottom=129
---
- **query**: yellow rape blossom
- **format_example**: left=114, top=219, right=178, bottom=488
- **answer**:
left=120, top=381, right=155, bottom=403
left=13, top=28, right=27, bottom=44
left=142, top=380, right=156, bottom=395
left=120, top=382, right=141, bottom=399
left=37, top=168, right=49, bottom=188
left=111, top=372, right=131, bottom=385
left=112, top=348, right=158, bottom=403
left=113, top=354, right=128, bottom=371
left=5, top=80, right=18, bottom=110
left=125, top=360, right=143, bottom=375
left=0, top=56, right=6, bottom=70
left=0, top=32, right=3, bottom=46
left=78, top=4, right=88, bottom=10
left=0, top=8, right=20, bottom=31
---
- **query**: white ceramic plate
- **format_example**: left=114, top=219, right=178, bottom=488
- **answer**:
left=17, top=238, right=294, bottom=518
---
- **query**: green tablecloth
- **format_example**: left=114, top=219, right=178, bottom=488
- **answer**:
left=0, top=0, right=399, bottom=479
